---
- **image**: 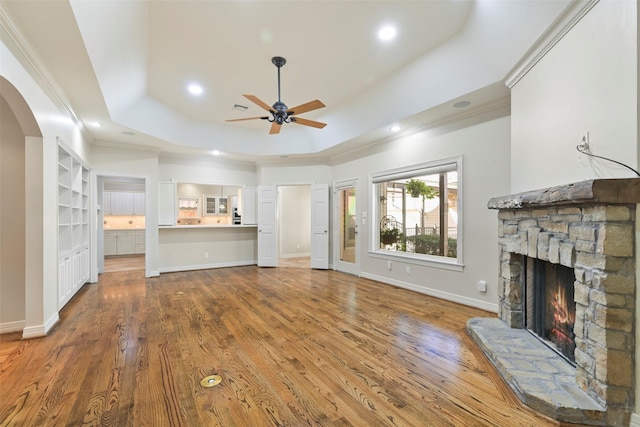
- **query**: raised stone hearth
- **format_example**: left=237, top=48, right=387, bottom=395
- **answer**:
left=468, top=179, right=638, bottom=426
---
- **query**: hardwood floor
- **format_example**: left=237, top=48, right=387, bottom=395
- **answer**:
left=104, top=255, right=145, bottom=272
left=0, top=267, right=587, bottom=426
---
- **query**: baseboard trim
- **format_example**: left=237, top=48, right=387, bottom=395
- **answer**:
left=630, top=413, right=640, bottom=427
left=280, top=253, right=311, bottom=259
left=22, top=312, right=59, bottom=339
left=361, top=272, right=499, bottom=313
left=0, top=320, right=25, bottom=334
left=159, top=260, right=257, bottom=274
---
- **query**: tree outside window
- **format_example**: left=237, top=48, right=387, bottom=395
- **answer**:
left=374, top=160, right=460, bottom=260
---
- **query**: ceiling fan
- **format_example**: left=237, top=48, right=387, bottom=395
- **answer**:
left=226, top=56, right=327, bottom=135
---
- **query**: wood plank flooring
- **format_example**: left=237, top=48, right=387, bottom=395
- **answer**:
left=0, top=267, right=587, bottom=426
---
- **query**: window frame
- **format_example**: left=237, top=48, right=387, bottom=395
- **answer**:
left=369, top=156, right=464, bottom=271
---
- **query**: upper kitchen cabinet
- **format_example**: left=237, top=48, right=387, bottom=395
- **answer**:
left=103, top=190, right=145, bottom=215
left=159, top=182, right=177, bottom=226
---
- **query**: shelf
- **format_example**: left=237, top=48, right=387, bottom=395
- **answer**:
left=58, top=143, right=91, bottom=310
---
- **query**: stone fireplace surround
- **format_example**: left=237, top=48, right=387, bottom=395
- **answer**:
left=467, top=179, right=638, bottom=426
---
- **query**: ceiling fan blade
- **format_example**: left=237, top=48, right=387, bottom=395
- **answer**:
left=225, top=116, right=268, bottom=122
left=243, top=94, right=274, bottom=112
left=287, top=99, right=325, bottom=115
left=290, top=117, right=327, bottom=129
left=269, top=122, right=282, bottom=135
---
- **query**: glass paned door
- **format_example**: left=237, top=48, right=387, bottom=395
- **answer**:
left=334, top=181, right=359, bottom=276
left=339, top=187, right=357, bottom=264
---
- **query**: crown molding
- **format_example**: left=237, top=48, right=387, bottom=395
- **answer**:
left=504, top=0, right=600, bottom=88
left=0, top=6, right=92, bottom=142
left=328, top=95, right=511, bottom=167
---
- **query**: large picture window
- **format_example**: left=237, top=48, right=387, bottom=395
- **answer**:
left=372, top=157, right=462, bottom=266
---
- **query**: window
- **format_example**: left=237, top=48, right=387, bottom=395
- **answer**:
left=372, top=157, right=462, bottom=266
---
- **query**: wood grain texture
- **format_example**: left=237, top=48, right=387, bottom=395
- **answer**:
left=0, top=267, right=589, bottom=426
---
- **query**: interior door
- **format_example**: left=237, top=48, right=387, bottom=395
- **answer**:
left=334, top=180, right=359, bottom=275
left=257, top=185, right=278, bottom=267
left=310, top=183, right=329, bottom=269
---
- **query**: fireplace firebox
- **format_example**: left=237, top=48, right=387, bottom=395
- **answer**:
left=525, top=257, right=576, bottom=363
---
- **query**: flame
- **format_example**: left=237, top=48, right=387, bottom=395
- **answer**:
left=551, top=284, right=575, bottom=326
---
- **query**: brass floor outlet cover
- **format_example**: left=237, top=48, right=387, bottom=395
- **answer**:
left=200, top=375, right=222, bottom=387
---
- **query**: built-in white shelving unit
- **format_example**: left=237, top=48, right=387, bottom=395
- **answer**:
left=58, top=143, right=90, bottom=309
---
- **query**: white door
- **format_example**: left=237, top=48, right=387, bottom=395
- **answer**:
left=310, top=184, right=329, bottom=269
left=257, top=185, right=278, bottom=267
left=334, top=180, right=359, bottom=275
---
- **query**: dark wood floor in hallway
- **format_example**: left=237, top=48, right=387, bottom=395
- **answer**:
left=0, top=267, right=587, bottom=426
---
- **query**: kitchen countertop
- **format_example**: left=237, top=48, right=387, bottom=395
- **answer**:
left=104, top=227, right=146, bottom=230
left=159, top=224, right=257, bottom=229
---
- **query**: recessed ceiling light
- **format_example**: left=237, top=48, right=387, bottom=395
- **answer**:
left=210, top=150, right=221, bottom=156
left=378, top=26, right=397, bottom=41
left=390, top=125, right=401, bottom=132
left=188, top=83, right=204, bottom=96
left=453, top=101, right=471, bottom=108
left=88, top=121, right=102, bottom=128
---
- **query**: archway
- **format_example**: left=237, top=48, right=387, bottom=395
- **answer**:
left=0, top=76, right=43, bottom=336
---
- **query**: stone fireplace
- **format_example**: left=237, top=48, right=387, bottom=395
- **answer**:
left=467, top=179, right=637, bottom=426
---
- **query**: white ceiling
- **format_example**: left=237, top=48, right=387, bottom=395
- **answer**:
left=0, top=0, right=573, bottom=163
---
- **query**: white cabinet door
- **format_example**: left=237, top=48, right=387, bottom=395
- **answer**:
left=257, top=186, right=277, bottom=267
left=117, top=231, right=136, bottom=255
left=110, top=192, right=123, bottom=215
left=242, top=186, right=257, bottom=225
left=58, top=256, right=69, bottom=306
left=103, top=191, right=111, bottom=215
left=134, top=192, right=145, bottom=215
left=104, top=231, right=117, bottom=256
left=135, top=230, right=145, bottom=254
left=159, top=182, right=176, bottom=225
left=121, top=192, right=134, bottom=215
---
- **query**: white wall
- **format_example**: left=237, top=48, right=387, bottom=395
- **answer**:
left=511, top=2, right=640, bottom=423
left=159, top=155, right=257, bottom=186
left=0, top=95, right=26, bottom=330
left=90, top=145, right=160, bottom=276
left=511, top=0, right=638, bottom=193
left=258, top=164, right=332, bottom=186
left=332, top=112, right=511, bottom=312
left=1, top=37, right=91, bottom=337
left=278, top=185, right=311, bottom=258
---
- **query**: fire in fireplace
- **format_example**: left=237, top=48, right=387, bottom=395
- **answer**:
left=525, top=257, right=576, bottom=363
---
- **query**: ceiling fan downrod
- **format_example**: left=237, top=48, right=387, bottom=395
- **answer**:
left=271, top=56, right=290, bottom=125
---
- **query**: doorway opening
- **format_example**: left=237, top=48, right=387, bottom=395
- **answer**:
left=98, top=176, right=146, bottom=274
left=277, top=185, right=311, bottom=268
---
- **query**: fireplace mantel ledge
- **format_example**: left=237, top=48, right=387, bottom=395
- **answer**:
left=488, top=178, right=640, bottom=209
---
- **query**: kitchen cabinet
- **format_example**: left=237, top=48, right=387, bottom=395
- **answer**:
left=104, top=191, right=143, bottom=215
left=134, top=192, right=145, bottom=215
left=159, top=182, right=176, bottom=225
left=104, top=230, right=137, bottom=255
left=135, top=229, right=145, bottom=254
left=203, top=195, right=228, bottom=215
left=241, top=186, right=257, bottom=225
